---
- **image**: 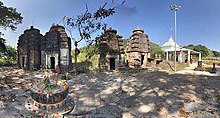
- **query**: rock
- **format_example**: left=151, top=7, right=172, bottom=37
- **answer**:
left=153, top=87, right=159, bottom=92
left=122, top=112, right=134, bottom=118
left=159, top=107, right=169, bottom=117
left=138, top=103, right=155, bottom=113
left=184, top=101, right=207, bottom=112
left=158, top=90, right=166, bottom=96
left=0, top=101, right=5, bottom=109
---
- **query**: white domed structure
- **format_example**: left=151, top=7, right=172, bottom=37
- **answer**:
left=161, top=37, right=180, bottom=52
left=161, top=37, right=201, bottom=64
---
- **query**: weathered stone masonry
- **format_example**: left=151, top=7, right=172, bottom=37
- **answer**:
left=17, top=25, right=71, bottom=72
left=98, top=27, right=124, bottom=71
left=127, top=26, right=150, bottom=68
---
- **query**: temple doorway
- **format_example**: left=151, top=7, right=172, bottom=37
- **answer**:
left=50, top=57, right=55, bottom=69
left=22, top=57, right=25, bottom=67
left=141, top=55, right=144, bottom=65
left=109, top=58, right=115, bottom=70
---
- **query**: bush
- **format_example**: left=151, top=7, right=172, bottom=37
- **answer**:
left=150, top=42, right=165, bottom=58
left=0, top=45, right=17, bottom=65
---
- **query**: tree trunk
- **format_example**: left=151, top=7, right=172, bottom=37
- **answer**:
left=74, top=41, right=77, bottom=68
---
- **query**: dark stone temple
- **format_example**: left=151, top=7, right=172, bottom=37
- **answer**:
left=41, top=25, right=72, bottom=71
left=98, top=27, right=124, bottom=71
left=126, top=26, right=151, bottom=68
left=17, top=26, right=43, bottom=70
left=17, top=25, right=71, bottom=72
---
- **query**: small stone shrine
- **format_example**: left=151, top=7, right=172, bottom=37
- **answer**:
left=17, top=26, right=43, bottom=70
left=98, top=27, right=124, bottom=71
left=126, top=26, right=151, bottom=68
left=41, top=25, right=72, bottom=72
left=17, top=25, right=72, bottom=72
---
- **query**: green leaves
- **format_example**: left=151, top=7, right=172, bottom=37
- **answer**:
left=150, top=42, right=165, bottom=58
left=184, top=44, right=214, bottom=57
left=0, top=45, right=17, bottom=65
left=0, top=1, right=23, bottom=32
left=0, top=37, right=6, bottom=53
left=66, top=2, right=120, bottom=44
left=212, top=51, right=220, bottom=57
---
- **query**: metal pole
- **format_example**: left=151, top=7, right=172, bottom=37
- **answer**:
left=170, top=4, right=180, bottom=71
left=174, top=10, right=177, bottom=71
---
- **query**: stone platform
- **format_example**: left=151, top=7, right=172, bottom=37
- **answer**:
left=25, top=96, right=75, bottom=117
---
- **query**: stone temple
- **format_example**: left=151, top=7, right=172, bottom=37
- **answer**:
left=126, top=26, right=151, bottom=68
left=17, top=25, right=72, bottom=72
left=98, top=27, right=124, bottom=71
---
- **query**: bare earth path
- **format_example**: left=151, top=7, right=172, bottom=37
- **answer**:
left=0, top=67, right=220, bottom=117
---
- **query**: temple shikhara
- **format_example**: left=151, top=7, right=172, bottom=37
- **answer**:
left=17, top=25, right=72, bottom=72
left=98, top=27, right=125, bottom=71
left=97, top=26, right=151, bottom=71
left=126, top=26, right=151, bottom=68
left=17, top=25, right=152, bottom=72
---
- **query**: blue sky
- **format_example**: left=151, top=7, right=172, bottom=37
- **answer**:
left=1, top=0, right=220, bottom=51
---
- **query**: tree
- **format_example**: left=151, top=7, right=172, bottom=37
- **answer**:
left=64, top=1, right=125, bottom=67
left=193, top=45, right=209, bottom=57
left=5, top=45, right=17, bottom=63
left=184, top=44, right=214, bottom=57
left=212, top=50, right=220, bottom=57
left=150, top=42, right=165, bottom=58
left=0, top=1, right=23, bottom=34
left=0, top=37, right=6, bottom=54
left=0, top=45, right=17, bottom=65
left=0, top=1, right=23, bottom=55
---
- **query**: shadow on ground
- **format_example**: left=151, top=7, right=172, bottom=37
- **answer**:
left=66, top=68, right=220, bottom=117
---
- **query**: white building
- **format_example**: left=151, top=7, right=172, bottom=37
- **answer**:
left=161, top=37, right=201, bottom=64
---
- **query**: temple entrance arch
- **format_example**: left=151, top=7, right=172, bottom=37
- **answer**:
left=109, top=58, right=115, bottom=70
left=50, top=57, right=55, bottom=69
left=22, top=57, right=25, bottom=67
left=141, top=55, right=144, bottom=65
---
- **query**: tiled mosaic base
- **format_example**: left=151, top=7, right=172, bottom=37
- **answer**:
left=25, top=96, right=75, bottom=117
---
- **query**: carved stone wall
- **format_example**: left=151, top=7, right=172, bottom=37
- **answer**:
left=17, top=26, right=43, bottom=70
left=42, top=25, right=72, bottom=72
left=98, top=28, right=124, bottom=71
left=17, top=25, right=71, bottom=72
left=127, top=26, right=150, bottom=68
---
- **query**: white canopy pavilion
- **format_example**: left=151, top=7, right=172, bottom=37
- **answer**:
left=161, top=37, right=201, bottom=64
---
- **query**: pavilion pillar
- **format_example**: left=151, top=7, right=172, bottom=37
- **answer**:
left=166, top=51, right=169, bottom=61
left=199, top=53, right=201, bottom=61
left=179, top=50, right=183, bottom=63
left=187, top=50, right=191, bottom=65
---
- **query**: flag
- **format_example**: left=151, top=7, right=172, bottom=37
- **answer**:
left=62, top=16, right=66, bottom=21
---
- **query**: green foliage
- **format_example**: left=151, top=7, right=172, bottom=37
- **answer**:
left=0, top=1, right=22, bottom=65
left=150, top=42, right=165, bottom=58
left=66, top=1, right=125, bottom=69
left=0, top=45, right=17, bottom=65
left=194, top=45, right=213, bottom=57
left=184, top=44, right=214, bottom=57
left=71, top=45, right=99, bottom=72
left=0, top=37, right=6, bottom=53
left=5, top=45, right=17, bottom=62
left=0, top=1, right=23, bottom=34
left=80, top=44, right=98, bottom=58
left=184, top=44, right=194, bottom=50
left=212, top=50, right=220, bottom=57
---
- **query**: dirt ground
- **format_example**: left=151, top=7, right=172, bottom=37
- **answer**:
left=0, top=65, right=220, bottom=117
